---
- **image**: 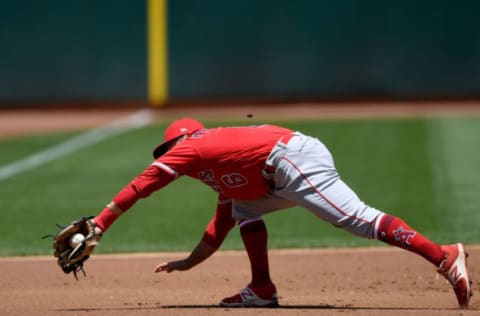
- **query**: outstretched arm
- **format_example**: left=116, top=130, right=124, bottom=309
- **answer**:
left=94, top=164, right=177, bottom=232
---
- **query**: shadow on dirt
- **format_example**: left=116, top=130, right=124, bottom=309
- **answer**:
left=57, top=304, right=463, bottom=312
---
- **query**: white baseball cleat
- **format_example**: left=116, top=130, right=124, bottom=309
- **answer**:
left=437, top=243, right=473, bottom=308
left=220, top=284, right=279, bottom=307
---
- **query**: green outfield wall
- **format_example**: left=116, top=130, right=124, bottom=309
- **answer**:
left=1, top=0, right=480, bottom=105
left=0, top=1, right=147, bottom=103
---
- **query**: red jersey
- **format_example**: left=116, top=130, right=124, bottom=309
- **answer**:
left=112, top=124, right=293, bottom=211
left=158, top=124, right=293, bottom=199
left=99, top=124, right=293, bottom=249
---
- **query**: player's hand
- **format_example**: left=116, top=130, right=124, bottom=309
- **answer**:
left=154, top=241, right=216, bottom=274
left=154, top=259, right=191, bottom=273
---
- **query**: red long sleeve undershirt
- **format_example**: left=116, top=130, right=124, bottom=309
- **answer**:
left=95, top=165, right=236, bottom=250
left=94, top=164, right=175, bottom=231
left=201, top=196, right=236, bottom=249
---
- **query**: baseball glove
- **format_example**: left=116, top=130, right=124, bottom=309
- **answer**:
left=44, top=216, right=102, bottom=279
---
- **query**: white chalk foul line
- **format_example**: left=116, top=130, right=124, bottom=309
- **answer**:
left=0, top=109, right=153, bottom=181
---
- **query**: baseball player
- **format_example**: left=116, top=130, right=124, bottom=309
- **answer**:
left=89, top=118, right=471, bottom=308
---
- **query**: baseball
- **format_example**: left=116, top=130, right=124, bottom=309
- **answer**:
left=69, top=233, right=85, bottom=248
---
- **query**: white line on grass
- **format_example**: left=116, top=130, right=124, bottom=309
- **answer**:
left=0, top=109, right=153, bottom=181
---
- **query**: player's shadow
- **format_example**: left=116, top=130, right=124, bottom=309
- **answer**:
left=161, top=304, right=461, bottom=311
left=57, top=304, right=462, bottom=312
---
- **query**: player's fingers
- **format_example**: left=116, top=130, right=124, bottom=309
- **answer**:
left=154, top=262, right=170, bottom=273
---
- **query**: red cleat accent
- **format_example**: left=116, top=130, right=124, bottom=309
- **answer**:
left=438, top=243, right=473, bottom=308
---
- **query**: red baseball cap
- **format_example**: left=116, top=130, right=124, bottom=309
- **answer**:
left=152, top=118, right=204, bottom=158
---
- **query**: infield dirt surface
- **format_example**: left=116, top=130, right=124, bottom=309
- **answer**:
left=1, top=247, right=479, bottom=316
left=1, top=102, right=479, bottom=315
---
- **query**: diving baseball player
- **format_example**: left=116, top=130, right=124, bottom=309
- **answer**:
left=68, top=118, right=472, bottom=308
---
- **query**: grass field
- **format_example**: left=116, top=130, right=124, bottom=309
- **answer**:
left=0, top=116, right=479, bottom=256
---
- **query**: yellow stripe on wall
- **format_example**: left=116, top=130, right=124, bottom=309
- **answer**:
left=148, top=0, right=168, bottom=106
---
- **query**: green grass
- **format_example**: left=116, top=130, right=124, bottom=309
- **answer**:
left=0, top=117, right=479, bottom=256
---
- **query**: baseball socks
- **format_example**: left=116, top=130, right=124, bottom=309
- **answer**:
left=375, top=214, right=472, bottom=307
left=238, top=218, right=277, bottom=298
left=375, top=214, right=444, bottom=266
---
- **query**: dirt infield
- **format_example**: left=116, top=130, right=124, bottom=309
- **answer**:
left=1, top=102, right=479, bottom=315
left=1, top=247, right=478, bottom=315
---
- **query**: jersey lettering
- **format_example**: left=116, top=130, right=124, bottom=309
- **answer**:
left=199, top=169, right=223, bottom=193
left=221, top=173, right=248, bottom=188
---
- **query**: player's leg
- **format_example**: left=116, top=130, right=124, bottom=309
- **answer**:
left=292, top=177, right=472, bottom=307
left=220, top=196, right=292, bottom=307
left=238, top=218, right=274, bottom=289
left=220, top=218, right=278, bottom=307
left=273, top=135, right=472, bottom=307
left=286, top=171, right=445, bottom=266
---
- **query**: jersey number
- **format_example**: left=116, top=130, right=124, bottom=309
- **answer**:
left=221, top=173, right=248, bottom=188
